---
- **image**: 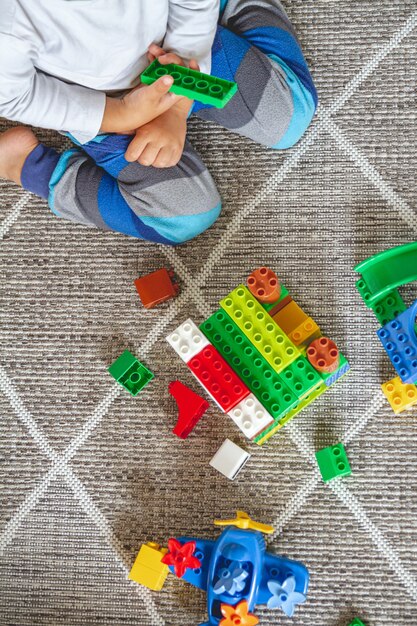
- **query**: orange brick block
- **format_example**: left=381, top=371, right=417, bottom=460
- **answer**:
left=306, top=336, right=339, bottom=372
left=247, top=267, right=280, bottom=303
left=290, top=318, right=321, bottom=350
left=272, top=300, right=308, bottom=336
left=381, top=376, right=417, bottom=414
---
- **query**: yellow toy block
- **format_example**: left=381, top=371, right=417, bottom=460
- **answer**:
left=128, top=542, right=169, bottom=591
left=381, top=376, right=417, bottom=414
left=289, top=318, right=321, bottom=351
left=272, top=299, right=308, bottom=336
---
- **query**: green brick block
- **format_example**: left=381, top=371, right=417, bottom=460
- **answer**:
left=254, top=383, right=327, bottom=445
left=220, top=285, right=300, bottom=374
left=141, top=60, right=237, bottom=108
left=371, top=289, right=407, bottom=326
left=261, top=284, right=289, bottom=312
left=108, top=350, right=154, bottom=396
left=348, top=620, right=366, bottom=626
left=315, top=443, right=351, bottom=482
left=280, top=356, right=323, bottom=400
left=200, top=309, right=298, bottom=419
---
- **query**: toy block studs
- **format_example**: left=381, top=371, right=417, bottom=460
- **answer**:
left=209, top=439, right=250, bottom=480
left=315, top=443, right=351, bottom=482
left=169, top=381, right=209, bottom=438
left=247, top=267, right=281, bottom=303
left=108, top=350, right=154, bottom=396
left=307, top=337, right=340, bottom=373
left=128, top=542, right=169, bottom=590
left=377, top=300, right=417, bottom=384
left=227, top=393, right=274, bottom=439
left=134, top=268, right=179, bottom=309
left=381, top=376, right=417, bottom=414
left=166, top=319, right=210, bottom=363
left=289, top=318, right=321, bottom=350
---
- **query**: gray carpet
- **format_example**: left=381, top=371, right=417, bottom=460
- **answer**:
left=1, top=1, right=417, bottom=625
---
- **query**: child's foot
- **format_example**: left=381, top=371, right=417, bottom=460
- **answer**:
left=0, top=126, right=39, bottom=186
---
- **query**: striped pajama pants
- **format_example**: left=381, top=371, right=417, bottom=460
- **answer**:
left=21, top=0, right=318, bottom=245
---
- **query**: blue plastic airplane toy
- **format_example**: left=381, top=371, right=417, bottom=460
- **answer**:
left=159, top=511, right=309, bottom=625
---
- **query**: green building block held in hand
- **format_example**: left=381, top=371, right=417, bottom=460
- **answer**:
left=108, top=350, right=154, bottom=396
left=141, top=59, right=238, bottom=108
left=315, top=443, right=351, bottom=482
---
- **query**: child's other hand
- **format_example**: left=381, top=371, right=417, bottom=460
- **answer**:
left=125, top=104, right=187, bottom=168
left=148, top=44, right=200, bottom=74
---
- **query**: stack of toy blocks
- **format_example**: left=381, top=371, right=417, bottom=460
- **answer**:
left=166, top=268, right=350, bottom=444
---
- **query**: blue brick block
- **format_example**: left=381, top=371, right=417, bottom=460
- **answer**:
left=377, top=299, right=417, bottom=384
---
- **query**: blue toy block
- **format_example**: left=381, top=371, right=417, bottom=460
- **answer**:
left=377, top=299, right=417, bottom=384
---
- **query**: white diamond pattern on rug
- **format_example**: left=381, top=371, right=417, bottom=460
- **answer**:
left=1, top=2, right=417, bottom=625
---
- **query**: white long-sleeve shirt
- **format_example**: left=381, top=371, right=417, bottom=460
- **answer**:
left=0, top=0, right=219, bottom=143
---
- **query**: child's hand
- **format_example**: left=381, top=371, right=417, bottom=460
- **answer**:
left=124, top=103, right=188, bottom=168
left=148, top=44, right=199, bottom=73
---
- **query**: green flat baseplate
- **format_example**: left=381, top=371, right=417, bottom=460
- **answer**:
left=141, top=60, right=237, bottom=108
left=109, top=350, right=154, bottom=396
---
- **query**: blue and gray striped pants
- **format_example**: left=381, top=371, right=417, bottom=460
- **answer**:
left=21, top=0, right=318, bottom=245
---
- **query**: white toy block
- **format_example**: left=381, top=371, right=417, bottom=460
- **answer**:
left=227, top=394, right=274, bottom=440
left=209, top=439, right=250, bottom=480
left=166, top=319, right=210, bottom=363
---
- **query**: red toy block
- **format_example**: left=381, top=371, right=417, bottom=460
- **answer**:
left=169, top=380, right=209, bottom=439
left=307, top=337, right=340, bottom=373
left=247, top=267, right=281, bottom=303
left=134, top=268, right=179, bottom=309
left=188, top=345, right=250, bottom=412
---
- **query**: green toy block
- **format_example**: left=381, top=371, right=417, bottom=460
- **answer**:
left=220, top=285, right=300, bottom=374
left=371, top=289, right=407, bottom=326
left=108, top=350, right=154, bottom=396
left=315, top=443, right=351, bottom=482
left=254, top=383, right=327, bottom=445
left=280, top=356, right=323, bottom=400
left=261, top=284, right=289, bottom=312
left=200, top=309, right=298, bottom=418
left=140, top=60, right=237, bottom=108
left=348, top=620, right=366, bottom=626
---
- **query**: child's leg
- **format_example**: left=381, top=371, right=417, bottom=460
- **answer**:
left=193, top=0, right=318, bottom=149
left=20, top=133, right=221, bottom=245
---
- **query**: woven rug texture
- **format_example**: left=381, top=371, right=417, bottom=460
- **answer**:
left=1, top=1, right=417, bottom=625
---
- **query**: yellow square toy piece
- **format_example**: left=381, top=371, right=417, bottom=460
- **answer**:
left=289, top=317, right=321, bottom=351
left=381, top=376, right=417, bottom=414
left=272, top=299, right=308, bottom=335
left=128, top=542, right=169, bottom=591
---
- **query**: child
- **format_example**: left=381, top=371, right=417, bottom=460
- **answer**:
left=0, top=0, right=317, bottom=245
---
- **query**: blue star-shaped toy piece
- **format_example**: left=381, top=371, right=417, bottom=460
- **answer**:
left=213, top=561, right=249, bottom=595
left=267, top=575, right=306, bottom=616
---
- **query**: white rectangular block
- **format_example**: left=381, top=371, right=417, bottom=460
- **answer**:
left=227, top=394, right=274, bottom=440
left=209, top=439, right=250, bottom=480
left=166, top=319, right=210, bottom=363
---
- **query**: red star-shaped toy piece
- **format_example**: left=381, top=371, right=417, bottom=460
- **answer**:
left=161, top=538, right=201, bottom=578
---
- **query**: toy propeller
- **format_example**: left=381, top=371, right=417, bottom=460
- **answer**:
left=213, top=511, right=274, bottom=535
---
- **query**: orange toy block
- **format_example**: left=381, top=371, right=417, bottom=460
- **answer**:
left=381, top=376, right=417, bottom=414
left=134, top=268, right=179, bottom=309
left=247, top=267, right=280, bottom=303
left=290, top=318, right=321, bottom=350
left=272, top=299, right=308, bottom=335
left=307, top=336, right=339, bottom=373
left=268, top=294, right=292, bottom=317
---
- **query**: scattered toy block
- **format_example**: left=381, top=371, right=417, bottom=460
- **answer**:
left=169, top=380, right=209, bottom=438
left=372, top=289, right=407, bottom=326
left=381, top=376, right=417, bottom=414
left=289, top=318, right=321, bottom=351
left=280, top=356, right=323, bottom=400
left=141, top=59, right=237, bottom=108
left=209, top=439, right=250, bottom=480
left=377, top=300, right=417, bottom=384
left=321, top=353, right=350, bottom=387
left=134, top=268, right=179, bottom=309
left=108, top=350, right=154, bottom=396
left=200, top=309, right=298, bottom=419
left=166, top=319, right=210, bottom=363
left=220, top=285, right=300, bottom=374
left=128, top=542, right=169, bottom=590
left=307, top=337, right=340, bottom=374
left=348, top=620, right=366, bottom=626
left=272, top=299, right=308, bottom=336
left=188, top=345, right=250, bottom=412
left=227, top=393, right=274, bottom=439
left=254, top=383, right=326, bottom=445
left=315, top=443, right=351, bottom=482
left=247, top=267, right=281, bottom=303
